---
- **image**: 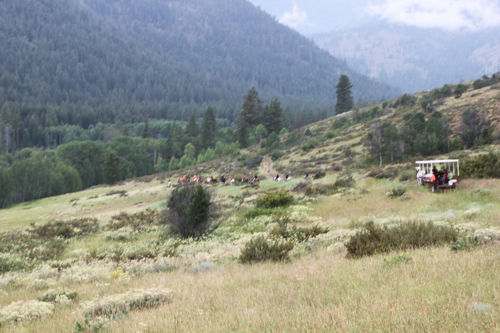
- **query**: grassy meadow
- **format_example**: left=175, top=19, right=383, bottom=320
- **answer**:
left=1, top=83, right=500, bottom=332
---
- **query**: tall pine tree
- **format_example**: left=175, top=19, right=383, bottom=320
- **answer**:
left=335, top=75, right=354, bottom=115
left=200, top=107, right=217, bottom=149
left=142, top=116, right=151, bottom=138
left=185, top=114, right=199, bottom=138
left=262, top=98, right=283, bottom=134
left=239, top=88, right=262, bottom=127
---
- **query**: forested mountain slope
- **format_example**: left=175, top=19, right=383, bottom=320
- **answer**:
left=0, top=0, right=399, bottom=127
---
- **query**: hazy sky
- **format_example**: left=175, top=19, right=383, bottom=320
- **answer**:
left=248, top=0, right=500, bottom=34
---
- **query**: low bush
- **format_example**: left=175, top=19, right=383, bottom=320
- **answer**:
left=312, top=171, right=326, bottom=180
left=305, top=175, right=355, bottom=196
left=387, top=188, right=406, bottom=198
left=255, top=190, right=294, bottom=209
left=39, top=291, right=78, bottom=303
left=105, top=190, right=127, bottom=197
left=333, top=175, right=355, bottom=188
left=268, top=213, right=328, bottom=243
left=245, top=155, right=263, bottom=169
left=81, top=288, right=172, bottom=318
left=0, top=300, right=54, bottom=325
left=345, top=221, right=459, bottom=258
left=461, top=153, right=500, bottom=178
left=451, top=236, right=480, bottom=251
left=301, top=138, right=319, bottom=151
left=305, top=184, right=338, bottom=196
left=323, top=131, right=335, bottom=139
left=332, top=117, right=352, bottom=130
left=243, top=208, right=283, bottom=220
left=271, top=150, right=285, bottom=161
left=105, top=209, right=161, bottom=231
left=239, top=236, right=294, bottom=264
left=398, top=170, right=415, bottom=182
left=29, top=218, right=99, bottom=239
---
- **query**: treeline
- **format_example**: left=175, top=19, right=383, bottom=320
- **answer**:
left=0, top=0, right=397, bottom=142
left=0, top=88, right=291, bottom=208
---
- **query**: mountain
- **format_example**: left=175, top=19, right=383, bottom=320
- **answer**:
left=313, top=22, right=500, bottom=94
left=0, top=0, right=399, bottom=129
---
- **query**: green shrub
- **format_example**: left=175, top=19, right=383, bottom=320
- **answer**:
left=0, top=257, right=30, bottom=274
left=105, top=209, right=161, bottom=231
left=305, top=175, right=355, bottom=196
left=30, top=218, right=99, bottom=239
left=323, top=131, right=335, bottom=139
left=398, top=170, right=415, bottom=182
left=304, top=128, right=312, bottom=136
left=239, top=236, right=294, bottom=264
left=301, top=138, right=318, bottom=151
left=451, top=237, right=480, bottom=251
left=271, top=150, right=285, bottom=161
left=255, top=190, right=294, bottom=209
left=245, top=155, right=263, bottom=169
left=243, top=208, right=283, bottom=220
left=387, top=188, right=406, bottom=198
left=166, top=185, right=219, bottom=239
left=39, top=291, right=78, bottom=303
left=333, top=175, right=355, bottom=188
left=312, top=171, right=326, bottom=180
left=345, top=221, right=459, bottom=258
left=332, top=117, right=351, bottom=130
left=461, top=153, right=500, bottom=178
left=268, top=212, right=328, bottom=243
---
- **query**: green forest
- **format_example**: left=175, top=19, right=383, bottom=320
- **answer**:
left=0, top=0, right=398, bottom=147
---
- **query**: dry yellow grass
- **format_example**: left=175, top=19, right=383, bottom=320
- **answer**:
left=2, top=245, right=499, bottom=332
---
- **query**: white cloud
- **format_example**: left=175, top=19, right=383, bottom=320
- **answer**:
left=279, top=2, right=308, bottom=28
left=366, top=0, right=500, bottom=30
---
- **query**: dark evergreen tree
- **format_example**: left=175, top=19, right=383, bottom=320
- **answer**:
left=164, top=136, right=174, bottom=163
left=200, top=107, right=217, bottom=149
left=103, top=152, right=120, bottom=185
left=142, top=117, right=151, bottom=138
left=335, top=75, right=354, bottom=115
left=239, top=88, right=263, bottom=127
left=237, top=122, right=249, bottom=148
left=185, top=114, right=199, bottom=138
left=263, top=99, right=283, bottom=134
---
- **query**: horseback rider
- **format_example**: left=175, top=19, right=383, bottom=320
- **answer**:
left=304, top=172, right=309, bottom=180
left=221, top=174, right=226, bottom=183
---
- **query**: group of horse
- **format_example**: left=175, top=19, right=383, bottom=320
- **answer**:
left=168, top=173, right=293, bottom=188
left=170, top=175, right=260, bottom=186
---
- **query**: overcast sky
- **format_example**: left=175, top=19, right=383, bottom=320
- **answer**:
left=248, top=0, right=500, bottom=34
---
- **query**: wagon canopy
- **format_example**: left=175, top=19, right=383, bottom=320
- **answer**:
left=415, top=159, right=459, bottom=176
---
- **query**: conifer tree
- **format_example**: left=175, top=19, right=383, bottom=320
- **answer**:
left=185, top=114, right=199, bottom=138
left=237, top=122, right=249, bottom=148
left=142, top=117, right=151, bottom=138
left=335, top=75, right=354, bottom=115
left=164, top=136, right=174, bottom=162
left=263, top=98, right=283, bottom=134
left=239, top=88, right=262, bottom=127
left=200, top=107, right=217, bottom=149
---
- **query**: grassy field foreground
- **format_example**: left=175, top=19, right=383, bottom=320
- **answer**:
left=1, top=161, right=500, bottom=331
left=1, top=246, right=499, bottom=332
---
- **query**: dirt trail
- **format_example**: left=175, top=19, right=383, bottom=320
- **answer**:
left=261, top=157, right=275, bottom=179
